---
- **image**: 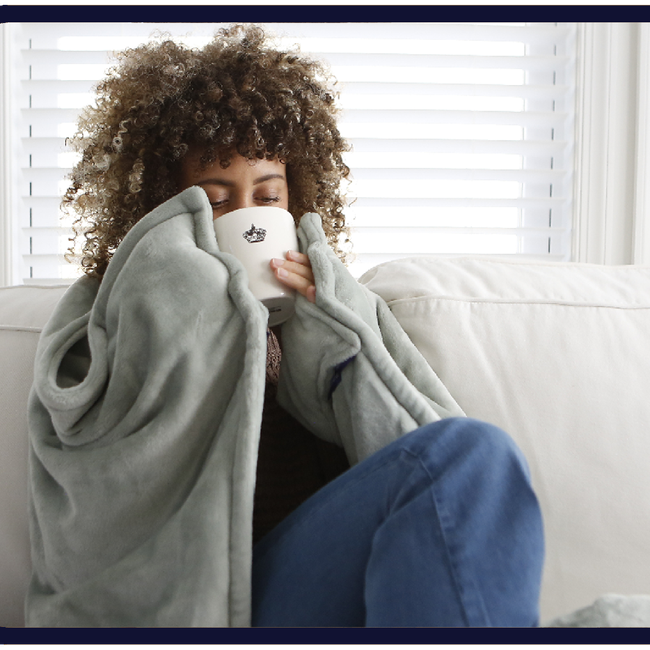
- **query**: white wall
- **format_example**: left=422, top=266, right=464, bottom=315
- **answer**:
left=574, top=22, right=650, bottom=265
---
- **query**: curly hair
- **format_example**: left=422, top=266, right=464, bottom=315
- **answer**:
left=63, top=24, right=351, bottom=279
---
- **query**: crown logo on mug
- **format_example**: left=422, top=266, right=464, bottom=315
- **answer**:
left=242, top=224, right=267, bottom=243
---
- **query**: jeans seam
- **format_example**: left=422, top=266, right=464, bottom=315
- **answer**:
left=402, top=442, right=490, bottom=627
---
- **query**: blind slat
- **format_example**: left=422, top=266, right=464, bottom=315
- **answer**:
left=346, top=138, right=570, bottom=155
left=18, top=22, right=573, bottom=47
left=24, top=78, right=568, bottom=93
left=340, top=109, right=570, bottom=127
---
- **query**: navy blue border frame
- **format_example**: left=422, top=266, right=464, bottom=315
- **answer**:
left=0, top=5, right=645, bottom=642
left=1, top=625, right=642, bottom=642
left=0, top=5, right=646, bottom=22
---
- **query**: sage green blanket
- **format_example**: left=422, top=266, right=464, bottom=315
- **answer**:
left=26, top=186, right=463, bottom=627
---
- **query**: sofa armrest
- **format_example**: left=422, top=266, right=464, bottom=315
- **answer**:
left=0, top=285, right=69, bottom=628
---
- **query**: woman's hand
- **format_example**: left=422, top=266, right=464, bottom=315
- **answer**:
left=270, top=250, right=316, bottom=303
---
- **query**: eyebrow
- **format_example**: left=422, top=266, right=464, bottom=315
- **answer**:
left=197, top=173, right=286, bottom=188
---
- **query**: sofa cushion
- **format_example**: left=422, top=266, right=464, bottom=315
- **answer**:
left=360, top=256, right=650, bottom=623
left=0, top=285, right=69, bottom=627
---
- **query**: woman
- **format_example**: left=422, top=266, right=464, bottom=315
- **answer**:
left=27, top=24, right=544, bottom=627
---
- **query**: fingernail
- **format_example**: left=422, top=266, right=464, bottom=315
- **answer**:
left=271, top=258, right=284, bottom=267
left=276, top=267, right=289, bottom=278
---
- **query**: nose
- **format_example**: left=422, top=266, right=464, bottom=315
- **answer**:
left=227, top=192, right=255, bottom=213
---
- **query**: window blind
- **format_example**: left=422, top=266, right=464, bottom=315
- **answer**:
left=11, top=22, right=576, bottom=283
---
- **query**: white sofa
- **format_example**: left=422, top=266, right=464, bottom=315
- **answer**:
left=3, top=256, right=650, bottom=628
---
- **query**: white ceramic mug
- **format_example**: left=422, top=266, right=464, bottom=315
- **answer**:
left=213, top=206, right=299, bottom=327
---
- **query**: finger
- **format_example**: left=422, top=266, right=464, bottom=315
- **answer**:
left=276, top=270, right=316, bottom=303
left=270, top=261, right=316, bottom=303
left=285, top=249, right=310, bottom=266
left=270, top=257, right=314, bottom=283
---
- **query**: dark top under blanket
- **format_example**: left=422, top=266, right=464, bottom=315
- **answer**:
left=253, top=329, right=350, bottom=544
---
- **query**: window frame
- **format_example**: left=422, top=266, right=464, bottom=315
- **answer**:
left=1, top=23, right=16, bottom=287
left=572, top=22, right=650, bottom=265
left=2, top=22, right=648, bottom=287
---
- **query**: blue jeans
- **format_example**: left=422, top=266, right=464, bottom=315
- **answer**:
left=252, top=418, right=544, bottom=627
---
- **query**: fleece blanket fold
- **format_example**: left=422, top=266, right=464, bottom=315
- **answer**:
left=26, top=186, right=463, bottom=627
left=277, top=213, right=463, bottom=464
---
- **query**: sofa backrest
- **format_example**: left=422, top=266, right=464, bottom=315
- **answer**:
left=0, top=285, right=70, bottom=627
left=361, top=256, right=650, bottom=623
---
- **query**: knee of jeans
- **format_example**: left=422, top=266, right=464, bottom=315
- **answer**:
left=414, top=417, right=531, bottom=479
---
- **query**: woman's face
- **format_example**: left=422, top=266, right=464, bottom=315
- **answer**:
left=178, top=152, right=289, bottom=220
